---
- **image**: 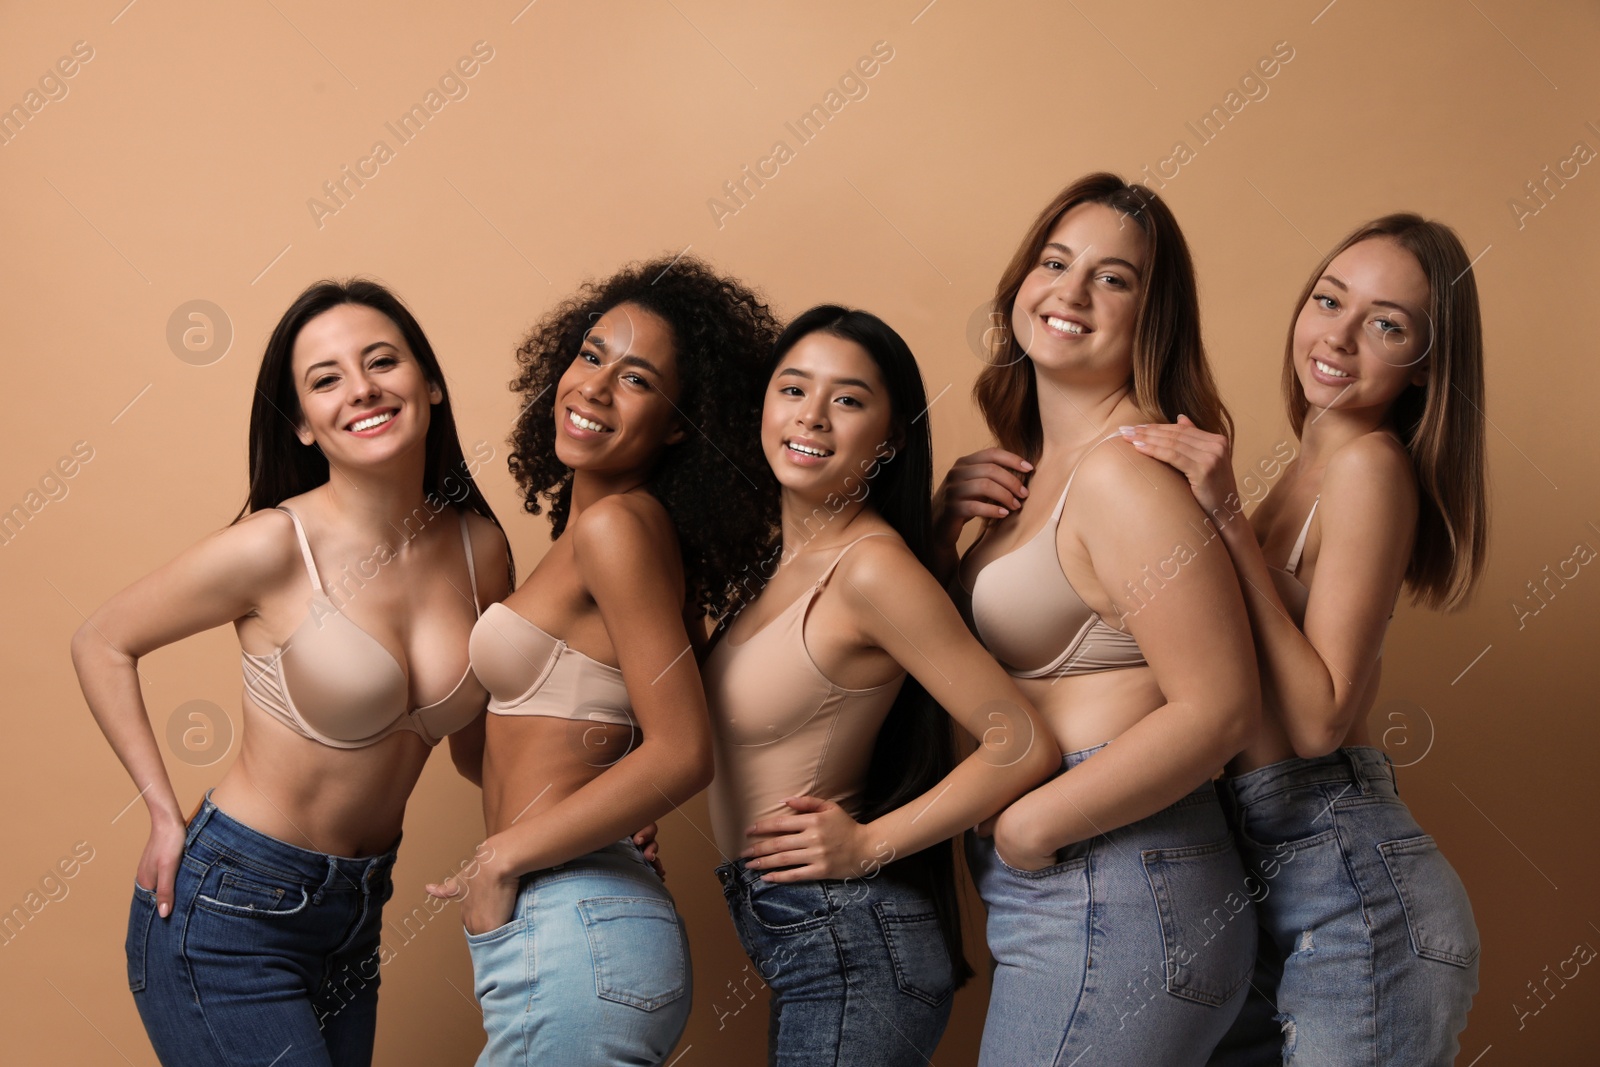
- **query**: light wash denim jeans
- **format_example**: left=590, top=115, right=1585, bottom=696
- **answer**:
left=467, top=838, right=691, bottom=1066
left=968, top=744, right=1257, bottom=1067
left=1206, top=747, right=1480, bottom=1067
left=127, top=794, right=398, bottom=1067
left=715, top=857, right=955, bottom=1066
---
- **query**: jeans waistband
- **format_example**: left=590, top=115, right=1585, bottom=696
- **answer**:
left=1225, top=746, right=1398, bottom=807
left=187, top=793, right=399, bottom=889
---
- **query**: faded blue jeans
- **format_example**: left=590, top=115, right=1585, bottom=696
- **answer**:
left=716, top=857, right=955, bottom=1066
left=466, top=838, right=691, bottom=1066
left=968, top=744, right=1257, bottom=1067
left=127, top=794, right=397, bottom=1066
left=1207, top=747, right=1480, bottom=1066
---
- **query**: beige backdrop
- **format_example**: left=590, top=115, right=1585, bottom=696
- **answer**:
left=3, top=1, right=1596, bottom=1063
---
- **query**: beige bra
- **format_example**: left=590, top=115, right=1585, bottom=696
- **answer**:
left=468, top=602, right=634, bottom=727
left=241, top=507, right=487, bottom=748
left=954, top=434, right=1147, bottom=679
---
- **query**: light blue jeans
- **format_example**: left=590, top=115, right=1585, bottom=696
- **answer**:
left=466, top=839, right=691, bottom=1066
left=1207, top=747, right=1480, bottom=1066
left=968, top=745, right=1257, bottom=1067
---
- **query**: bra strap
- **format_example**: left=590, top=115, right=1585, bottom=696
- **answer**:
left=457, top=511, right=481, bottom=616
left=276, top=507, right=325, bottom=593
left=1284, top=496, right=1321, bottom=576
left=1051, top=431, right=1128, bottom=520
left=814, top=532, right=897, bottom=589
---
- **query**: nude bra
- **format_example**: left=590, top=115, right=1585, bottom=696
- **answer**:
left=954, top=434, right=1147, bottom=679
left=1268, top=495, right=1319, bottom=626
left=468, top=603, right=634, bottom=727
left=703, top=533, right=906, bottom=855
left=241, top=507, right=488, bottom=749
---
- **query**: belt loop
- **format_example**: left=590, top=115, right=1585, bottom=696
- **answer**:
left=1339, top=747, right=1371, bottom=795
left=313, top=857, right=337, bottom=906
left=184, top=793, right=218, bottom=846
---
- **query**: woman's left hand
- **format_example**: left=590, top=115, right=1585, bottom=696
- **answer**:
left=1122, top=416, right=1242, bottom=530
left=742, top=796, right=879, bottom=882
left=426, top=848, right=520, bottom=936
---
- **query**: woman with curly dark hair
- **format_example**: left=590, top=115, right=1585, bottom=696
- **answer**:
left=426, top=255, right=780, bottom=1065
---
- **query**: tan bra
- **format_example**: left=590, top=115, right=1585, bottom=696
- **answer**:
left=954, top=434, right=1147, bottom=679
left=241, top=507, right=487, bottom=749
left=468, top=602, right=634, bottom=727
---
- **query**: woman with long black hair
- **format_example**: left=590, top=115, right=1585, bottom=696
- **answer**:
left=705, top=305, right=1059, bottom=1065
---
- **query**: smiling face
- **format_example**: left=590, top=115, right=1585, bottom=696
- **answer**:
left=1292, top=237, right=1432, bottom=417
left=292, top=303, right=441, bottom=465
left=762, top=331, right=895, bottom=502
left=1010, top=201, right=1146, bottom=382
left=553, top=301, right=685, bottom=476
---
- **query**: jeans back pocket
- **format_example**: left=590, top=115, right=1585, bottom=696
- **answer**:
left=576, top=896, right=689, bottom=1012
left=873, top=901, right=954, bottom=1007
left=126, top=883, right=158, bottom=992
left=1376, top=835, right=1480, bottom=967
left=1141, top=835, right=1257, bottom=1007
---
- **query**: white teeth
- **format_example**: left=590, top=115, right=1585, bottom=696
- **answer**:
left=787, top=441, right=831, bottom=457
left=1047, top=316, right=1086, bottom=335
left=350, top=412, right=394, bottom=432
left=568, top=410, right=610, bottom=432
left=1315, top=359, right=1351, bottom=379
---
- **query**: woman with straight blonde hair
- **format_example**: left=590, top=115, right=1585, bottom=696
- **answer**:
left=1125, top=213, right=1487, bottom=1064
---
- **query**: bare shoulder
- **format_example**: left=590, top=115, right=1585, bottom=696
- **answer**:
left=222, top=507, right=306, bottom=574
left=1071, top=436, right=1197, bottom=521
left=570, top=492, right=681, bottom=568
left=830, top=529, right=926, bottom=601
left=1324, top=431, right=1414, bottom=493
left=461, top=508, right=513, bottom=597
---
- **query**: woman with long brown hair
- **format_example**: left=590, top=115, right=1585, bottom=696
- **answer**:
left=75, top=279, right=510, bottom=1066
left=1126, top=214, right=1486, bottom=1064
left=934, top=172, right=1262, bottom=1065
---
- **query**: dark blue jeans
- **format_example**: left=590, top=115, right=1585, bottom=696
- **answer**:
left=127, top=795, right=397, bottom=1067
left=716, top=858, right=954, bottom=1066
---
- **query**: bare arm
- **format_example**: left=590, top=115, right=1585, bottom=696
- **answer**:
left=994, top=442, right=1261, bottom=869
left=447, top=514, right=513, bottom=787
left=69, top=510, right=297, bottom=914
left=1129, top=422, right=1414, bottom=758
left=743, top=538, right=1060, bottom=882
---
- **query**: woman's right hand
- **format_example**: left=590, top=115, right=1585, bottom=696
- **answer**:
left=135, top=812, right=187, bottom=919
left=932, top=447, right=1032, bottom=575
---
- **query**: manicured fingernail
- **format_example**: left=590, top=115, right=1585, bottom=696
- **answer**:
left=1132, top=440, right=1147, bottom=449
left=997, top=508, right=1009, bottom=517
left=159, top=903, right=170, bottom=918
left=1012, top=498, right=1023, bottom=509
left=1020, top=461, right=1034, bottom=471
left=1118, top=425, right=1135, bottom=435
left=1018, top=485, right=1029, bottom=496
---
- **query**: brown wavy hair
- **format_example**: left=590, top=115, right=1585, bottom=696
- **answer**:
left=974, top=172, right=1232, bottom=461
left=1283, top=214, right=1489, bottom=610
left=506, top=255, right=781, bottom=619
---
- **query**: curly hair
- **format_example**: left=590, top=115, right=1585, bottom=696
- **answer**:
left=506, top=255, right=781, bottom=620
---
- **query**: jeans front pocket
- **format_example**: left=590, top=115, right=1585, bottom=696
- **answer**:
left=1376, top=835, right=1480, bottom=967
left=577, top=896, right=688, bottom=1012
left=873, top=900, right=953, bottom=1007
left=194, top=869, right=310, bottom=918
left=1142, top=835, right=1257, bottom=1007
left=126, top=882, right=158, bottom=992
left=745, top=875, right=832, bottom=933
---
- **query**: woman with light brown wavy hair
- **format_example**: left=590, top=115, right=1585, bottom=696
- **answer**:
left=934, top=172, right=1262, bottom=1064
left=1127, top=214, right=1486, bottom=1065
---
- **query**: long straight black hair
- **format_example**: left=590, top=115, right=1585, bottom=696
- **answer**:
left=233, top=279, right=505, bottom=547
left=767, top=305, right=972, bottom=988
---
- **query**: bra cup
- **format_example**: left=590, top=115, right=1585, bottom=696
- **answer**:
left=1268, top=568, right=1311, bottom=629
left=468, top=605, right=563, bottom=704
left=281, top=605, right=409, bottom=743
